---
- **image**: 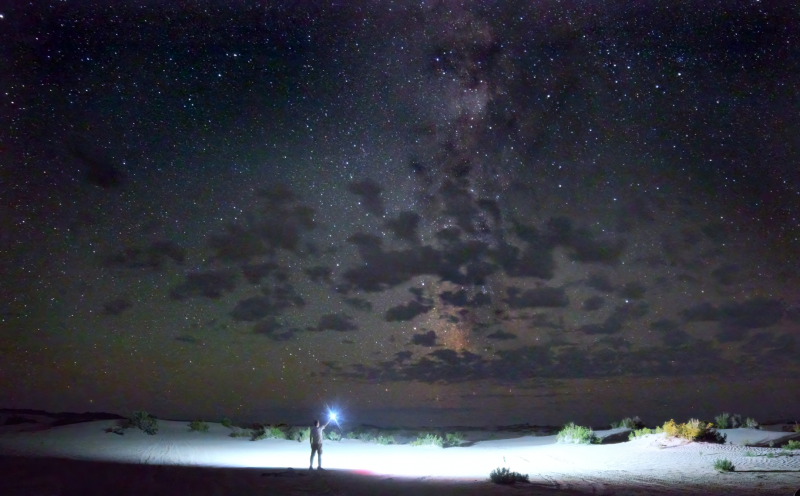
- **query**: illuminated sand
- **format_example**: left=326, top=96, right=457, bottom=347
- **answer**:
left=2, top=419, right=800, bottom=495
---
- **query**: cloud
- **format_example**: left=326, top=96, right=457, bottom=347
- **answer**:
left=711, top=264, right=740, bottom=285
left=682, top=302, right=721, bottom=322
left=253, top=318, right=295, bottom=341
left=241, top=262, right=282, bottom=284
left=103, top=240, right=186, bottom=270
left=582, top=296, right=605, bottom=311
left=230, top=296, right=281, bottom=322
left=347, top=179, right=385, bottom=216
left=486, top=330, right=517, bottom=340
left=505, top=286, right=569, bottom=309
left=586, top=272, right=615, bottom=292
left=342, top=297, right=373, bottom=312
left=619, top=281, right=646, bottom=300
left=439, top=289, right=492, bottom=307
left=410, top=330, right=437, bottom=346
left=304, top=265, right=333, bottom=284
left=384, top=211, right=421, bottom=243
left=315, top=313, right=358, bottom=332
left=579, top=301, right=648, bottom=335
left=385, top=300, right=433, bottom=322
left=102, top=297, right=131, bottom=316
left=170, top=270, right=238, bottom=300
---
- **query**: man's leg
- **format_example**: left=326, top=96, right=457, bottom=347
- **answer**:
left=317, top=445, right=323, bottom=469
left=309, top=447, right=315, bottom=469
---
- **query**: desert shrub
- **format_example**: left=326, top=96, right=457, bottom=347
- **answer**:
left=345, top=430, right=358, bottom=440
left=489, top=467, right=529, bottom=484
left=784, top=440, right=800, bottom=450
left=714, top=413, right=730, bottom=429
left=744, top=417, right=759, bottom=429
left=611, top=416, right=643, bottom=429
left=744, top=450, right=755, bottom=457
left=358, top=431, right=375, bottom=443
left=325, top=430, right=341, bottom=442
left=229, top=427, right=252, bottom=438
left=411, top=433, right=444, bottom=447
left=444, top=432, right=466, bottom=447
left=793, top=423, right=800, bottom=433
left=290, top=427, right=310, bottom=442
left=663, top=419, right=725, bottom=443
left=628, top=426, right=664, bottom=440
left=714, top=458, right=735, bottom=472
left=220, top=418, right=233, bottom=429
left=376, top=435, right=395, bottom=445
left=127, top=411, right=158, bottom=435
left=188, top=420, right=209, bottom=433
left=557, top=422, right=598, bottom=444
left=251, top=425, right=285, bottom=441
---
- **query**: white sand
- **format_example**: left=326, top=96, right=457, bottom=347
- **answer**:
left=2, top=418, right=800, bottom=495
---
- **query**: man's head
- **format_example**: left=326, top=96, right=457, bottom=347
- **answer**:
left=314, top=419, right=320, bottom=427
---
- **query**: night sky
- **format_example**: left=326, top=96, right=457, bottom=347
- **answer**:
left=2, top=0, right=800, bottom=427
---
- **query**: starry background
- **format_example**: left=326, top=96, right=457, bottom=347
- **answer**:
left=2, top=0, right=800, bottom=427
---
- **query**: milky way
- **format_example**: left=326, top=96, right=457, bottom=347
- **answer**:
left=2, top=0, right=799, bottom=426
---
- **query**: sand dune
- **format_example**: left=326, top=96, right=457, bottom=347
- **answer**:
left=2, top=417, right=800, bottom=495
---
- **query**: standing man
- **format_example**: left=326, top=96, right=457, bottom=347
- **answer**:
left=310, top=418, right=330, bottom=470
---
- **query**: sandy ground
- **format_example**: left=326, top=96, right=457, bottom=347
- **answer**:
left=1, top=417, right=800, bottom=495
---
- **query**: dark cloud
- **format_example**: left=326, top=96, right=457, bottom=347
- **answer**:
left=241, top=262, right=281, bottom=284
left=439, top=289, right=491, bottom=307
left=347, top=179, right=384, bottom=216
left=505, top=286, right=569, bottom=309
left=102, top=297, right=131, bottom=316
left=486, top=330, right=517, bottom=340
left=230, top=296, right=280, bottom=322
left=682, top=302, right=721, bottom=322
left=650, top=318, right=680, bottom=332
left=582, top=296, right=605, bottom=311
left=208, top=225, right=267, bottom=262
left=339, top=336, right=739, bottom=384
left=440, top=181, right=481, bottom=233
left=385, top=300, right=433, bottom=322
left=586, top=272, right=615, bottom=292
left=103, top=240, right=186, bottom=270
left=410, top=330, right=437, bottom=346
left=253, top=317, right=290, bottom=340
left=394, top=351, right=414, bottom=363
left=681, top=298, right=784, bottom=330
left=170, top=270, right=238, bottom=300
left=342, top=297, right=373, bottom=312
left=303, top=265, right=333, bottom=284
left=579, top=301, right=648, bottom=335
left=384, top=211, right=421, bottom=243
left=315, top=313, right=358, bottom=332
left=174, top=335, right=200, bottom=344
left=711, top=264, right=741, bottom=285
left=568, top=228, right=626, bottom=265
left=701, top=222, right=729, bottom=244
left=67, top=139, right=125, bottom=189
left=619, top=281, right=646, bottom=300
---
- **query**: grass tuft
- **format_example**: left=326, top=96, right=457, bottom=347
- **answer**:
left=557, top=422, right=598, bottom=444
left=489, top=467, right=529, bottom=484
left=714, top=458, right=735, bottom=473
left=744, top=417, right=759, bottom=429
left=188, top=420, right=209, bottom=433
left=229, top=427, right=252, bottom=438
left=784, top=440, right=800, bottom=451
left=325, top=430, right=341, bottom=442
left=220, top=418, right=233, bottom=429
